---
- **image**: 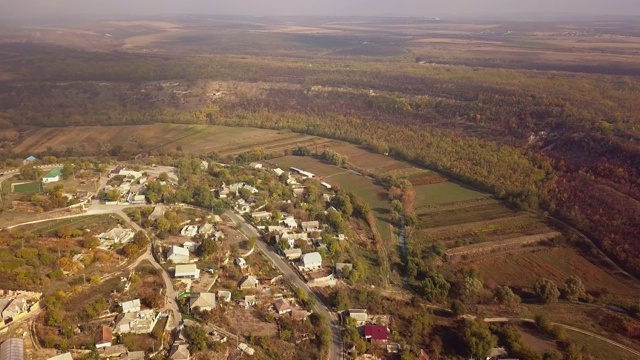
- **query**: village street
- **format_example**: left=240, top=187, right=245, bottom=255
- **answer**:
left=224, top=210, right=344, bottom=360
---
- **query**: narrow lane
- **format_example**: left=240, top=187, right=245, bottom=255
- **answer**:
left=224, top=210, right=343, bottom=360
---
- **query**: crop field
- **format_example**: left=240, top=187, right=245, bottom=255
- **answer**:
left=470, top=246, right=640, bottom=303
left=414, top=182, right=489, bottom=209
left=417, top=201, right=518, bottom=229
left=270, top=155, right=392, bottom=242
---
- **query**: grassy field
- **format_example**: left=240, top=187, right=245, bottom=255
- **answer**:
left=470, top=246, right=640, bottom=303
left=414, top=182, right=489, bottom=209
left=417, top=201, right=518, bottom=228
left=11, top=181, right=43, bottom=194
left=15, top=214, right=122, bottom=235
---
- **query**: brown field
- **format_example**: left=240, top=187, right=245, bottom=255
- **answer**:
left=471, top=246, right=640, bottom=303
left=225, top=307, right=277, bottom=337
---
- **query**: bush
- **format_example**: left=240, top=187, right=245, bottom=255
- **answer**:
left=534, top=278, right=560, bottom=304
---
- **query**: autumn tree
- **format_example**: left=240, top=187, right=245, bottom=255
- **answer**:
left=534, top=278, right=560, bottom=304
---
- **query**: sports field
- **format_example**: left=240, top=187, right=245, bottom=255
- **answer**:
left=12, top=181, right=43, bottom=194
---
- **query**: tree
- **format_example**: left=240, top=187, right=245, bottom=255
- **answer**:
left=198, top=238, right=218, bottom=258
left=534, top=278, right=560, bottom=304
left=19, top=165, right=42, bottom=180
left=451, top=299, right=466, bottom=316
left=420, top=272, right=450, bottom=302
left=293, top=146, right=311, bottom=156
left=460, top=319, right=497, bottom=359
left=62, top=163, right=75, bottom=180
left=158, top=172, right=169, bottom=182
left=106, top=189, right=120, bottom=202
left=247, top=236, right=257, bottom=249
left=564, top=276, right=586, bottom=301
left=493, top=285, right=521, bottom=305
left=184, top=325, right=208, bottom=352
left=81, top=234, right=100, bottom=249
left=461, top=276, right=483, bottom=301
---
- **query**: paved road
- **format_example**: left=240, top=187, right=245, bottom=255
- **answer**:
left=224, top=210, right=343, bottom=360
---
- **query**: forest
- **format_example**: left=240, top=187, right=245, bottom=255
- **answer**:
left=0, top=28, right=639, bottom=280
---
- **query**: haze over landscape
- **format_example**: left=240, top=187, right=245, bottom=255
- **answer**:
left=1, top=0, right=640, bottom=19
left=0, top=0, right=639, bottom=359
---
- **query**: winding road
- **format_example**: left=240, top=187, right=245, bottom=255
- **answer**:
left=224, top=210, right=344, bottom=360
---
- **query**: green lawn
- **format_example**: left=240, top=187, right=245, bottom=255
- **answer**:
left=17, top=214, right=122, bottom=235
left=414, top=182, right=488, bottom=208
left=12, top=181, right=43, bottom=194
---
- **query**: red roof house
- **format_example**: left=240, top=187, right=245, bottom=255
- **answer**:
left=94, top=326, right=113, bottom=349
left=363, top=325, right=388, bottom=342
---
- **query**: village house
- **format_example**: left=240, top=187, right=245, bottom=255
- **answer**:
left=213, top=230, right=225, bottom=240
left=23, top=156, right=36, bottom=165
left=244, top=295, right=257, bottom=308
left=120, top=351, right=145, bottom=360
left=348, top=309, right=368, bottom=326
left=299, top=252, right=322, bottom=271
left=114, top=310, right=159, bottom=334
left=301, top=221, right=320, bottom=232
left=235, top=257, right=247, bottom=267
left=94, top=326, right=113, bottom=349
left=238, top=275, right=259, bottom=289
left=182, top=241, right=196, bottom=252
left=292, top=185, right=305, bottom=197
left=273, top=298, right=292, bottom=315
left=175, top=264, right=200, bottom=279
left=217, top=291, right=232, bottom=302
left=251, top=211, right=272, bottom=221
left=169, top=344, right=190, bottom=360
left=190, top=293, right=216, bottom=312
left=167, top=246, right=190, bottom=264
left=120, top=299, right=141, bottom=314
left=180, top=225, right=198, bottom=237
left=0, top=297, right=28, bottom=320
left=273, top=168, right=285, bottom=176
left=282, top=216, right=298, bottom=230
left=291, top=310, right=311, bottom=321
left=98, top=226, right=135, bottom=249
left=47, top=352, right=73, bottom=360
left=283, top=248, right=303, bottom=260
left=249, top=162, right=262, bottom=169
left=42, top=168, right=62, bottom=183
left=235, top=199, right=251, bottom=214
left=363, top=325, right=389, bottom=343
left=198, top=223, right=214, bottom=237
left=335, top=263, right=353, bottom=278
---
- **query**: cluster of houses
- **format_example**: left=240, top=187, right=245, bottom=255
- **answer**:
left=0, top=291, right=41, bottom=327
left=90, top=298, right=165, bottom=359
left=104, top=167, right=147, bottom=204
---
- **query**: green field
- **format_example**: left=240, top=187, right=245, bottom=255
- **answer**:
left=16, top=214, right=121, bottom=235
left=414, top=182, right=488, bottom=209
left=12, top=181, right=43, bottom=194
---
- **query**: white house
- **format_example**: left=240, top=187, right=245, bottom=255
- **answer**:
left=114, top=310, right=159, bottom=334
left=180, top=225, right=198, bottom=237
left=42, top=168, right=62, bottom=183
left=183, top=241, right=197, bottom=252
left=282, top=217, right=298, bottom=229
left=120, top=299, right=141, bottom=313
left=251, top=211, right=272, bottom=221
left=198, top=223, right=214, bottom=237
left=217, top=291, right=232, bottom=302
left=175, top=264, right=200, bottom=279
left=167, top=246, right=190, bottom=264
left=273, top=168, right=285, bottom=176
left=299, top=252, right=322, bottom=271
left=301, top=221, right=320, bottom=232
left=98, top=226, right=135, bottom=248
left=235, top=257, right=247, bottom=267
left=249, top=162, right=262, bottom=169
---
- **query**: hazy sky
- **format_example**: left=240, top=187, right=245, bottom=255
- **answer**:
left=1, top=0, right=638, bottom=19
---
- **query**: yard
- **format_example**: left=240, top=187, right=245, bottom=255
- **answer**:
left=224, top=307, right=278, bottom=337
